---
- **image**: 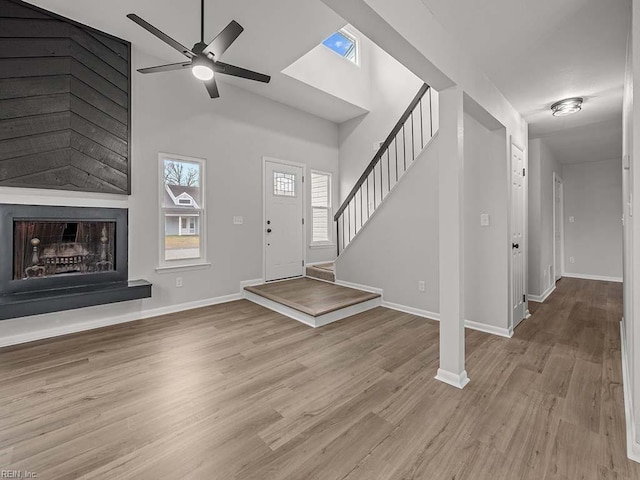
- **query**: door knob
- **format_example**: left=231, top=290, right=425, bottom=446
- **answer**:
left=512, top=243, right=519, bottom=249
left=267, top=228, right=272, bottom=233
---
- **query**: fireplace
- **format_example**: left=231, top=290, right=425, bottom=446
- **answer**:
left=0, top=204, right=150, bottom=320
left=14, top=220, right=117, bottom=280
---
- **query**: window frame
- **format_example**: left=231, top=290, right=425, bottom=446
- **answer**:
left=322, top=28, right=359, bottom=65
left=310, top=169, right=333, bottom=247
left=157, top=152, right=208, bottom=271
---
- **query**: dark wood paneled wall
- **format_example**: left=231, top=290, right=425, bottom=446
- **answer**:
left=0, top=0, right=131, bottom=194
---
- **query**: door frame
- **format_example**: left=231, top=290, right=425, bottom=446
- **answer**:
left=552, top=172, right=565, bottom=282
left=509, top=138, right=528, bottom=332
left=262, top=156, right=307, bottom=282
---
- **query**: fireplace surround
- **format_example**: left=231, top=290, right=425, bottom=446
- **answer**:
left=0, top=204, right=151, bottom=320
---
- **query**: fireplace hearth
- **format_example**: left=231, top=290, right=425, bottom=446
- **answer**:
left=0, top=204, right=151, bottom=320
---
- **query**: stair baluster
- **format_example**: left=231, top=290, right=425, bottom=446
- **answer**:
left=335, top=83, right=435, bottom=254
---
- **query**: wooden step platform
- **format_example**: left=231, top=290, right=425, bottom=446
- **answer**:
left=243, top=277, right=380, bottom=327
left=305, top=262, right=335, bottom=282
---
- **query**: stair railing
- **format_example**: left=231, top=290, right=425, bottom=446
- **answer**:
left=334, top=83, right=434, bottom=254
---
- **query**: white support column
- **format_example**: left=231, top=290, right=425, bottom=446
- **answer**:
left=435, top=86, right=469, bottom=389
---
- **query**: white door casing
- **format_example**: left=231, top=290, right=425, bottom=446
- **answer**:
left=264, top=159, right=304, bottom=281
left=553, top=174, right=564, bottom=282
left=511, top=143, right=526, bottom=327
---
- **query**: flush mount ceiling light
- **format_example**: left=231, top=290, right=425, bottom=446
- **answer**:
left=551, top=97, right=583, bottom=117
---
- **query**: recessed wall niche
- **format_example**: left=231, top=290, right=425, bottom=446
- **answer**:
left=0, top=0, right=131, bottom=194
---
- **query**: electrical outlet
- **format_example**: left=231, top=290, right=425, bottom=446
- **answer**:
left=569, top=216, right=575, bottom=223
left=176, top=277, right=183, bottom=288
left=418, top=280, right=426, bottom=292
left=569, top=257, right=575, bottom=264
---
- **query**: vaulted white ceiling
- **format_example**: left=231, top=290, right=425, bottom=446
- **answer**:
left=29, top=0, right=366, bottom=122
left=28, top=0, right=631, bottom=159
left=421, top=0, right=629, bottom=163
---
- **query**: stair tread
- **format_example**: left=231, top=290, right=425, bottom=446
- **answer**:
left=245, top=277, right=379, bottom=317
left=306, top=264, right=335, bottom=283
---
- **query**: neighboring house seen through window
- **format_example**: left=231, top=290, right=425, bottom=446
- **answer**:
left=311, top=171, right=332, bottom=245
left=160, top=154, right=205, bottom=264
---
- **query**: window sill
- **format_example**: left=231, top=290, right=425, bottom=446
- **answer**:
left=309, top=243, right=335, bottom=249
left=155, top=262, right=212, bottom=274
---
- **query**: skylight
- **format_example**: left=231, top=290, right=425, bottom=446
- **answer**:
left=322, top=30, right=357, bottom=64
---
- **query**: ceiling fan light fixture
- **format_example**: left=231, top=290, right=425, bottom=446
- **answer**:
left=191, top=55, right=214, bottom=81
left=551, top=97, right=583, bottom=117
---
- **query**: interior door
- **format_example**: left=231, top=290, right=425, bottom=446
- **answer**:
left=554, top=176, right=563, bottom=281
left=264, top=160, right=304, bottom=281
left=511, top=143, right=526, bottom=327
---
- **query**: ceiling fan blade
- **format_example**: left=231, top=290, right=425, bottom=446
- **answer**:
left=127, top=14, right=194, bottom=58
left=204, top=76, right=220, bottom=98
left=212, top=61, right=270, bottom=83
left=138, top=62, right=192, bottom=74
left=203, top=20, right=244, bottom=59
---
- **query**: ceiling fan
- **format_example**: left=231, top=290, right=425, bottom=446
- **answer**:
left=127, top=0, right=271, bottom=99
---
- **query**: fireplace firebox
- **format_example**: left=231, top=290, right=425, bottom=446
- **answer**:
left=0, top=204, right=151, bottom=320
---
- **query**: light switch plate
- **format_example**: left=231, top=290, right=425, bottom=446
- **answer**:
left=233, top=216, right=243, bottom=225
left=480, top=213, right=490, bottom=227
left=569, top=216, right=575, bottom=223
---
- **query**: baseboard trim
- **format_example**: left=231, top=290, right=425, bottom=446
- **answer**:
left=380, top=299, right=512, bottom=338
left=334, top=279, right=383, bottom=296
left=528, top=284, right=556, bottom=303
left=563, top=273, right=623, bottom=283
left=620, top=322, right=640, bottom=463
left=239, top=278, right=264, bottom=289
left=0, top=293, right=242, bottom=348
left=464, top=320, right=513, bottom=338
left=381, top=300, right=440, bottom=322
left=435, top=368, right=470, bottom=389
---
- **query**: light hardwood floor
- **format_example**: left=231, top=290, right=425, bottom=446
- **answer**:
left=1, top=277, right=638, bottom=479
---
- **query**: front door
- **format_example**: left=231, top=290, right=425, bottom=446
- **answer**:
left=264, top=160, right=304, bottom=281
left=511, top=143, right=526, bottom=328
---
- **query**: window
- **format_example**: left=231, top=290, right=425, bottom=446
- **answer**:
left=273, top=171, right=296, bottom=197
left=160, top=154, right=205, bottom=265
left=322, top=29, right=358, bottom=64
left=311, top=171, right=332, bottom=245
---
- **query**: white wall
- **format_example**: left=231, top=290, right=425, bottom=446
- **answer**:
left=563, top=159, right=623, bottom=280
left=0, top=48, right=339, bottom=346
left=338, top=37, right=424, bottom=202
left=283, top=26, right=372, bottom=112
left=528, top=138, right=562, bottom=297
left=464, top=113, right=509, bottom=331
left=320, top=0, right=528, bottom=148
left=622, top=0, right=640, bottom=457
left=336, top=137, right=439, bottom=313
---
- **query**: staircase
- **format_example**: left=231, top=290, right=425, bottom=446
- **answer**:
left=244, top=84, right=435, bottom=329
left=335, top=83, right=435, bottom=253
left=306, top=262, right=335, bottom=282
